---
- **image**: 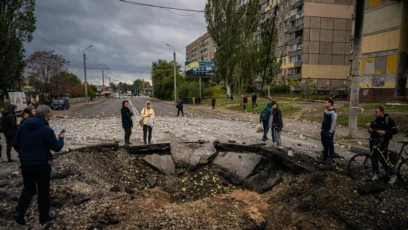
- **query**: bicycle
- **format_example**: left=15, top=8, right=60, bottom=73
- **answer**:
left=347, top=138, right=408, bottom=184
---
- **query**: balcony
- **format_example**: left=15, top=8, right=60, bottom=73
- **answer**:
left=288, top=49, right=303, bottom=57
left=292, top=0, right=303, bottom=8
left=287, top=73, right=301, bottom=79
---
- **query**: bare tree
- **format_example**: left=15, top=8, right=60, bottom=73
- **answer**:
left=26, top=50, right=69, bottom=95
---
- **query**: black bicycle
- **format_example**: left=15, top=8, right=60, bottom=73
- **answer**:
left=347, top=138, right=408, bottom=184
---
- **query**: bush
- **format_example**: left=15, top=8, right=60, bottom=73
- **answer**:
left=270, top=85, right=289, bottom=94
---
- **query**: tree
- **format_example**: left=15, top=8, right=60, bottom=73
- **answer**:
left=25, top=50, right=70, bottom=94
left=151, top=59, right=183, bottom=100
left=0, top=0, right=36, bottom=92
left=205, top=0, right=258, bottom=96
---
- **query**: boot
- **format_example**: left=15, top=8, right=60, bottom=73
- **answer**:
left=40, top=213, right=56, bottom=225
left=13, top=212, right=26, bottom=225
left=148, top=138, right=151, bottom=145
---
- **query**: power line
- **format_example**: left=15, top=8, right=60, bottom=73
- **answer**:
left=34, top=32, right=76, bottom=56
left=164, top=9, right=202, bottom=16
left=118, top=0, right=204, bottom=13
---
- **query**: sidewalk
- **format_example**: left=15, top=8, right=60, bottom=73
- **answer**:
left=167, top=100, right=406, bottom=152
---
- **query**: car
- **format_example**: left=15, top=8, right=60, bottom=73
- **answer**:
left=51, top=98, right=70, bottom=110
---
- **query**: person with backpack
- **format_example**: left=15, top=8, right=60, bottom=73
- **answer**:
left=176, top=97, right=184, bottom=117
left=260, top=102, right=272, bottom=141
left=140, top=101, right=155, bottom=145
left=121, top=100, right=133, bottom=146
left=269, top=101, right=283, bottom=148
left=1, top=104, right=19, bottom=162
left=368, top=105, right=398, bottom=184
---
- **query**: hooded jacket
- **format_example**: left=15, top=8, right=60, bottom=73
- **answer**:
left=2, top=104, right=18, bottom=136
left=140, top=101, right=155, bottom=125
left=260, top=102, right=272, bottom=123
left=13, top=117, right=64, bottom=165
left=321, top=108, right=337, bottom=134
left=369, top=114, right=397, bottom=143
left=269, top=106, right=283, bottom=130
left=121, top=100, right=133, bottom=129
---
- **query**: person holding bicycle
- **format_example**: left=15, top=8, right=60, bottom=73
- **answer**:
left=368, top=105, right=398, bottom=183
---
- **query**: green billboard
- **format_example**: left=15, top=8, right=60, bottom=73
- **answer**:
left=185, top=61, right=215, bottom=77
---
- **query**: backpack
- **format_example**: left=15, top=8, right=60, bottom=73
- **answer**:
left=260, top=110, right=270, bottom=122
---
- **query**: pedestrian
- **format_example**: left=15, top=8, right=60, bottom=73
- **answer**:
left=121, top=100, right=133, bottom=146
left=260, top=102, right=272, bottom=141
left=320, top=99, right=337, bottom=164
left=252, top=93, right=258, bottom=108
left=1, top=104, right=19, bottom=162
left=176, top=97, right=184, bottom=117
left=192, top=96, right=196, bottom=105
left=211, top=97, right=216, bottom=110
left=140, top=101, right=155, bottom=144
left=242, top=94, right=248, bottom=112
left=20, top=108, right=33, bottom=125
left=269, top=101, right=283, bottom=148
left=27, top=105, right=36, bottom=117
left=12, top=105, right=65, bottom=226
left=368, top=105, right=398, bottom=183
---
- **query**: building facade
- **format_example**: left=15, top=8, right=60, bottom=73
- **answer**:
left=186, top=33, right=216, bottom=62
left=357, top=0, right=408, bottom=102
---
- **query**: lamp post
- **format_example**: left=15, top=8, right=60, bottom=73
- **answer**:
left=83, top=45, right=93, bottom=102
left=166, top=43, right=177, bottom=103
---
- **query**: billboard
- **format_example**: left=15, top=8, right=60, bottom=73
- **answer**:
left=8, top=92, right=27, bottom=111
left=185, top=61, right=215, bottom=77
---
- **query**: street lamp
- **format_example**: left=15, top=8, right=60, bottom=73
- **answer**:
left=166, top=43, right=177, bottom=103
left=83, top=45, right=93, bottom=102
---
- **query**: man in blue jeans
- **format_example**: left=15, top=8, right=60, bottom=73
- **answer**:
left=320, top=99, right=337, bottom=164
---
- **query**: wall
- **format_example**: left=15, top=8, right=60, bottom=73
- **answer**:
left=302, top=64, right=350, bottom=79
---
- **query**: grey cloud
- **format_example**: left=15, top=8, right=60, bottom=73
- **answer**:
left=24, top=0, right=207, bottom=84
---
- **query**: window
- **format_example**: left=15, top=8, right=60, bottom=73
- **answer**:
left=290, top=55, right=302, bottom=63
left=288, top=67, right=301, bottom=74
left=283, top=58, right=286, bottom=65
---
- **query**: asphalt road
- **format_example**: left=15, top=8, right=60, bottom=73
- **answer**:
left=70, top=97, right=214, bottom=119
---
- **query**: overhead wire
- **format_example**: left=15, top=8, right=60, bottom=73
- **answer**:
left=118, top=0, right=204, bottom=13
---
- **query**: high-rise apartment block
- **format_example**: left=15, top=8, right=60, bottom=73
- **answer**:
left=186, top=33, right=215, bottom=62
left=357, top=0, right=408, bottom=102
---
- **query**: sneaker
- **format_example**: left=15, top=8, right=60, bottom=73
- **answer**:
left=13, top=212, right=26, bottom=225
left=40, top=213, right=56, bottom=225
left=262, top=137, right=266, bottom=141
left=371, top=174, right=380, bottom=181
left=388, top=175, right=397, bottom=184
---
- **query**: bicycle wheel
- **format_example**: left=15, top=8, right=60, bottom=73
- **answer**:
left=397, top=159, right=408, bottom=185
left=347, top=154, right=375, bottom=181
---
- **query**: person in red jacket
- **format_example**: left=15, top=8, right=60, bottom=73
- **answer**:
left=242, top=95, right=248, bottom=112
left=211, top=97, right=216, bottom=110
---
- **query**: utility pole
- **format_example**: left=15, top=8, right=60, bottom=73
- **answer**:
left=83, top=45, right=93, bottom=102
left=167, top=44, right=177, bottom=102
left=260, top=4, right=279, bottom=97
left=348, top=0, right=365, bottom=138
left=86, top=67, right=110, bottom=95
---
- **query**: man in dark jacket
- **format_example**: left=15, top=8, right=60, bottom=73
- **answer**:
left=176, top=97, right=184, bottom=117
left=269, top=101, right=283, bottom=148
left=2, top=104, right=19, bottom=162
left=121, top=100, right=133, bottom=146
left=368, top=105, right=398, bottom=183
left=252, top=93, right=257, bottom=108
left=12, top=105, right=64, bottom=225
left=320, top=99, right=337, bottom=164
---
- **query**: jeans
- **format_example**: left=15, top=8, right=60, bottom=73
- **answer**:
left=262, top=121, right=269, bottom=139
left=321, top=130, right=334, bottom=160
left=16, top=164, right=51, bottom=219
left=177, top=108, right=184, bottom=116
left=370, top=141, right=390, bottom=174
left=252, top=101, right=257, bottom=108
left=124, top=128, right=132, bottom=144
left=243, top=103, right=247, bottom=111
left=272, top=128, right=282, bottom=146
left=143, top=125, right=152, bottom=144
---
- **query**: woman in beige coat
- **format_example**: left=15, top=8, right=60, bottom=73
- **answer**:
left=140, top=101, right=155, bottom=144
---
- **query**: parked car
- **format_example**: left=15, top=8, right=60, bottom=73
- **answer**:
left=51, top=98, right=69, bottom=110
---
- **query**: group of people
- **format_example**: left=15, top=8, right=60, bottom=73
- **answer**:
left=241, top=93, right=258, bottom=112
left=260, top=100, right=283, bottom=148
left=1, top=104, right=65, bottom=225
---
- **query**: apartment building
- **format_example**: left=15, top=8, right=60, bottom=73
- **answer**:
left=262, top=0, right=354, bottom=93
left=357, top=0, right=408, bottom=102
left=186, top=33, right=216, bottom=62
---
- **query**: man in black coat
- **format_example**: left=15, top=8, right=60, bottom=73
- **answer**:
left=252, top=93, right=257, bottom=108
left=1, top=104, right=19, bottom=162
left=121, top=100, right=133, bottom=146
left=176, top=97, right=184, bottom=117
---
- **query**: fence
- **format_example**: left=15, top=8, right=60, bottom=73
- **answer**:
left=291, top=78, right=350, bottom=98
left=68, top=97, right=90, bottom=104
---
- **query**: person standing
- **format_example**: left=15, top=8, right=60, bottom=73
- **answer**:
left=260, top=102, right=272, bottom=141
left=192, top=96, right=196, bottom=105
left=140, top=101, right=155, bottom=144
left=320, top=99, right=337, bottom=164
left=121, top=100, right=133, bottom=146
left=176, top=97, right=184, bottom=117
left=211, top=97, right=216, bottom=110
left=252, top=93, right=258, bottom=108
left=269, top=101, right=283, bottom=148
left=368, top=105, right=398, bottom=183
left=2, top=104, right=19, bottom=162
left=20, top=108, right=33, bottom=125
left=242, top=95, right=248, bottom=112
left=12, top=105, right=64, bottom=225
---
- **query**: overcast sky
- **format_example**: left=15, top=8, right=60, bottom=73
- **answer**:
left=24, top=0, right=208, bottom=85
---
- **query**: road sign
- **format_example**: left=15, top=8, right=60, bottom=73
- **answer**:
left=185, top=61, right=215, bottom=77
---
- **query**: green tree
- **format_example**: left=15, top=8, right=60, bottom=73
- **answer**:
left=0, top=0, right=36, bottom=91
left=87, top=84, right=96, bottom=100
left=151, top=59, right=183, bottom=101
left=205, top=0, right=258, bottom=96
